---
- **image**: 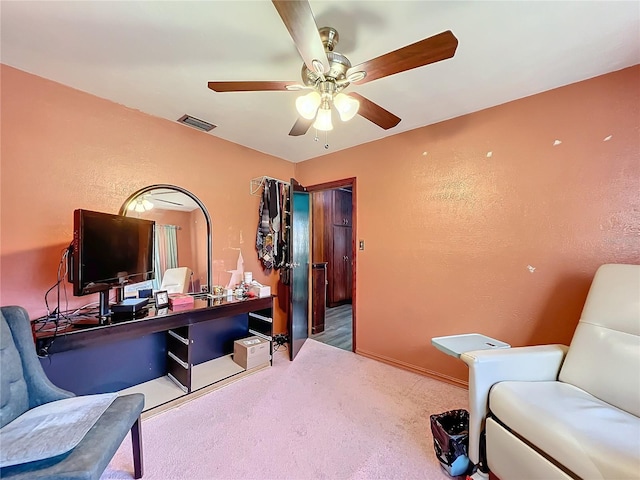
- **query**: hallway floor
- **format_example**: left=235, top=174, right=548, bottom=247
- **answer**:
left=310, top=304, right=352, bottom=351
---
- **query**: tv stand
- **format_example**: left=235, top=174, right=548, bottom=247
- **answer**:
left=97, top=290, right=112, bottom=324
left=36, top=296, right=274, bottom=414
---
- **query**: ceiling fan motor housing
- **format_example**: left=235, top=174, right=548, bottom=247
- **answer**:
left=300, top=27, right=352, bottom=88
left=301, top=51, right=351, bottom=86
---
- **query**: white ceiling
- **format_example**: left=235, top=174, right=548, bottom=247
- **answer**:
left=2, top=1, right=639, bottom=163
left=144, top=189, right=201, bottom=212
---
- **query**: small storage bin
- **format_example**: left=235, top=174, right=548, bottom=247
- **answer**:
left=430, top=409, right=471, bottom=477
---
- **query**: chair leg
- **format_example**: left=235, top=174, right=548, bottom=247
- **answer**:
left=131, top=417, right=143, bottom=479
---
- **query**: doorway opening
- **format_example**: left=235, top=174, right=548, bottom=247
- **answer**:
left=307, top=178, right=356, bottom=352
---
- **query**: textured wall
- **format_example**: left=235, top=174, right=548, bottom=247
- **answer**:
left=0, top=65, right=294, bottom=332
left=296, top=65, right=640, bottom=384
left=2, top=64, right=638, bottom=384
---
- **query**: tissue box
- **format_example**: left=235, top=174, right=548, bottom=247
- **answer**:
left=169, top=294, right=194, bottom=308
left=249, top=285, right=271, bottom=298
left=233, top=336, right=271, bottom=370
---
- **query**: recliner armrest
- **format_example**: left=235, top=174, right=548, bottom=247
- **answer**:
left=460, top=344, right=569, bottom=467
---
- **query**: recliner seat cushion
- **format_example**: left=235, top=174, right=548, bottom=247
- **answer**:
left=0, top=394, right=144, bottom=480
left=490, top=380, right=640, bottom=480
left=0, top=393, right=117, bottom=468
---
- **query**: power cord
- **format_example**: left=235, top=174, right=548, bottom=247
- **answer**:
left=43, top=245, right=72, bottom=321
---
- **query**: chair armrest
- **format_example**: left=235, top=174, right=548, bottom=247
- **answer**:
left=460, top=344, right=569, bottom=466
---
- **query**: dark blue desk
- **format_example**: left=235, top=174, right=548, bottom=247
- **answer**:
left=36, top=296, right=273, bottom=395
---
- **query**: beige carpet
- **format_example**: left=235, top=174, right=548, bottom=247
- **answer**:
left=102, top=339, right=468, bottom=480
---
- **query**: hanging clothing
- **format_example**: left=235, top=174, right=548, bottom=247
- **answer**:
left=256, top=179, right=290, bottom=274
left=256, top=180, right=276, bottom=271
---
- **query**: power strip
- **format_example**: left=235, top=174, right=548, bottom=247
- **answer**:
left=273, top=333, right=288, bottom=346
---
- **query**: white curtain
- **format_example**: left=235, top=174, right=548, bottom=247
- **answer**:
left=155, top=225, right=179, bottom=288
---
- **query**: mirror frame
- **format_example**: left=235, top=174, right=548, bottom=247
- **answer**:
left=119, top=184, right=213, bottom=293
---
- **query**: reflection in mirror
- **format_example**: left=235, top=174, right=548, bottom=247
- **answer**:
left=119, top=185, right=212, bottom=296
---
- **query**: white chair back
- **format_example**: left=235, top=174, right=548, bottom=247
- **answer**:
left=160, top=267, right=192, bottom=294
left=559, top=264, right=640, bottom=416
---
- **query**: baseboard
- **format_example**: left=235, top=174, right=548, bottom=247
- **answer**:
left=355, top=348, right=468, bottom=389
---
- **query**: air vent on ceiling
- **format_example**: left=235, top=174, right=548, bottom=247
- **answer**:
left=177, top=114, right=216, bottom=132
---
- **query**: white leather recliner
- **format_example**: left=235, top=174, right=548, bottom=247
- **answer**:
left=461, top=264, right=640, bottom=479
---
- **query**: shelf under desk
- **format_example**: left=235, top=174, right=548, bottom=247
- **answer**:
left=119, top=354, right=269, bottom=417
left=38, top=296, right=275, bottom=412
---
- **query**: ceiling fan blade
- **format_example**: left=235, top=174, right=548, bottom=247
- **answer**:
left=349, top=93, right=401, bottom=130
left=208, top=81, right=297, bottom=92
left=272, top=0, right=329, bottom=74
left=347, top=30, right=458, bottom=85
left=289, top=117, right=313, bottom=136
left=154, top=198, right=184, bottom=206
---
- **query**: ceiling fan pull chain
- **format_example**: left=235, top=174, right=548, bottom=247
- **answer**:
left=324, top=130, right=329, bottom=150
left=314, top=129, right=319, bottom=143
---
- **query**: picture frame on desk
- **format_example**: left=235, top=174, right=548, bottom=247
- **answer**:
left=154, top=290, right=169, bottom=308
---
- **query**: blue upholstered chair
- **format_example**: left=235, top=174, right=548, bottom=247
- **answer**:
left=0, top=305, right=144, bottom=479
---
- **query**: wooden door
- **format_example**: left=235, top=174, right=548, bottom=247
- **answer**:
left=330, top=225, right=352, bottom=305
left=332, top=189, right=352, bottom=226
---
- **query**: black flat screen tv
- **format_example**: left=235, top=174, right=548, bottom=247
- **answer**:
left=68, top=209, right=155, bottom=302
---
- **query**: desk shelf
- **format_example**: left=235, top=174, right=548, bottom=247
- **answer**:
left=119, top=375, right=184, bottom=411
left=119, top=354, right=268, bottom=417
left=39, top=296, right=275, bottom=413
left=191, top=354, right=245, bottom=391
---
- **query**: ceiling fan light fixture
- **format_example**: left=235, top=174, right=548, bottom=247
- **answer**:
left=312, top=59, right=326, bottom=75
left=333, top=93, right=359, bottom=122
left=346, top=71, right=366, bottom=83
left=296, top=91, right=321, bottom=120
left=313, top=106, right=333, bottom=131
left=128, top=198, right=154, bottom=212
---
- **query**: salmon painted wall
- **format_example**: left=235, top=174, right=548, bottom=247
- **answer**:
left=0, top=65, right=294, bottom=332
left=296, top=65, right=640, bottom=384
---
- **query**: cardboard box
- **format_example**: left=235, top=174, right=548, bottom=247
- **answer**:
left=233, top=336, right=271, bottom=370
left=249, top=284, right=271, bottom=298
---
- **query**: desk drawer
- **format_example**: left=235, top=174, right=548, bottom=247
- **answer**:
left=167, top=333, right=190, bottom=363
left=167, top=352, right=190, bottom=392
left=166, top=328, right=191, bottom=392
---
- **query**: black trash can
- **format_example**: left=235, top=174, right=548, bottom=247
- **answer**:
left=430, top=409, right=471, bottom=477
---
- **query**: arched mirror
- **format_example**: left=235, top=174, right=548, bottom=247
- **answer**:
left=119, top=185, right=212, bottom=295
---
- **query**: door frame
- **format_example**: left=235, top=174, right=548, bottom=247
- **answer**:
left=306, top=177, right=357, bottom=352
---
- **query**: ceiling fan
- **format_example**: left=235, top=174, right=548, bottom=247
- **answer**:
left=207, top=0, right=458, bottom=138
left=127, top=191, right=186, bottom=213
